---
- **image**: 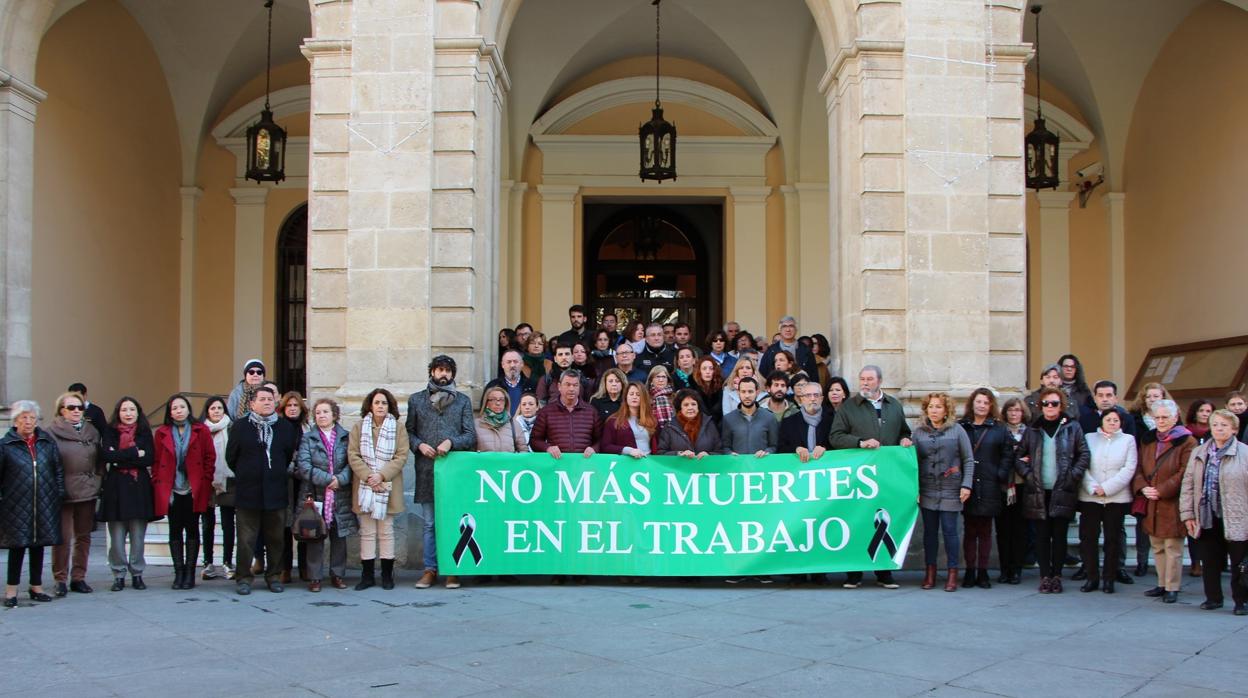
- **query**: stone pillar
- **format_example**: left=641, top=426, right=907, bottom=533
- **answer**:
left=1035, top=190, right=1076, bottom=367
left=1105, top=191, right=1126, bottom=384
left=229, top=187, right=269, bottom=372
left=504, top=180, right=527, bottom=325
left=729, top=186, right=771, bottom=334
left=0, top=71, right=44, bottom=407
left=537, top=184, right=578, bottom=331
left=780, top=185, right=800, bottom=318
left=179, top=186, right=203, bottom=390
left=796, top=183, right=832, bottom=350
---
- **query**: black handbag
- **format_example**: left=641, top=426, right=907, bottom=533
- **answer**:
left=292, top=495, right=327, bottom=542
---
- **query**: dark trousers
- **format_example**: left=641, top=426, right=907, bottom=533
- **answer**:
left=963, top=514, right=993, bottom=569
left=53, top=500, right=95, bottom=582
left=6, top=546, right=44, bottom=586
left=202, top=506, right=235, bottom=566
left=1078, top=501, right=1126, bottom=582
left=235, top=508, right=286, bottom=585
left=1200, top=517, right=1248, bottom=606
left=168, top=493, right=200, bottom=569
left=1035, top=491, right=1071, bottom=577
left=1134, top=515, right=1151, bottom=567
left=996, top=501, right=1026, bottom=572
left=305, top=522, right=347, bottom=581
left=922, top=508, right=960, bottom=568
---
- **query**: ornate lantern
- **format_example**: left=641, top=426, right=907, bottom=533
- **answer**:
left=245, top=0, right=287, bottom=184
left=639, top=0, right=676, bottom=182
left=1025, top=5, right=1059, bottom=190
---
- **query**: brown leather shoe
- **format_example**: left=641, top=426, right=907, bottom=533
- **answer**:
left=308, top=580, right=321, bottom=592
left=280, top=570, right=292, bottom=584
left=921, top=565, right=937, bottom=590
left=330, top=575, right=348, bottom=590
left=1190, top=562, right=1203, bottom=578
left=944, top=568, right=959, bottom=592
left=445, top=576, right=461, bottom=589
left=414, top=570, right=436, bottom=589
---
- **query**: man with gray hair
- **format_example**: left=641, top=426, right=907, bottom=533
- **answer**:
left=759, top=315, right=819, bottom=379
left=828, top=364, right=913, bottom=589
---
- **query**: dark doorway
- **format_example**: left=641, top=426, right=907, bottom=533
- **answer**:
left=583, top=203, right=723, bottom=343
left=275, top=204, right=307, bottom=395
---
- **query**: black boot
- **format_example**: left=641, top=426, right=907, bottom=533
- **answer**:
left=355, top=559, right=376, bottom=591
left=976, top=568, right=992, bottom=589
left=170, top=538, right=186, bottom=590
left=185, top=539, right=199, bottom=589
left=380, top=559, right=395, bottom=590
left=961, top=568, right=977, bottom=588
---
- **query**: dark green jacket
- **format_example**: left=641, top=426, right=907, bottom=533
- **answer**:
left=828, top=393, right=911, bottom=449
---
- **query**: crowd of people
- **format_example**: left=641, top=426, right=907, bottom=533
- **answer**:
left=2, top=306, right=1245, bottom=617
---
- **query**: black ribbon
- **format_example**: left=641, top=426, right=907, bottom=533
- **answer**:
left=866, top=508, right=898, bottom=561
left=452, top=513, right=483, bottom=566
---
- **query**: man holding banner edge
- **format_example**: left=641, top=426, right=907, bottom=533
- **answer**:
left=829, top=364, right=913, bottom=589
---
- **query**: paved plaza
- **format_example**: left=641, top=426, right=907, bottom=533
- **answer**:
left=1, top=542, right=1245, bottom=698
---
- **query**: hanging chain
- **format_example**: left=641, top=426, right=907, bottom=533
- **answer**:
left=654, top=0, right=661, bottom=109
left=1032, top=6, right=1042, bottom=120
left=264, top=0, right=274, bottom=110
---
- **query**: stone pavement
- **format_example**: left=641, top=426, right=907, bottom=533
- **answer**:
left=1, top=543, right=1245, bottom=698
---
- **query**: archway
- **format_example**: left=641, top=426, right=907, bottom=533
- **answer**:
left=275, top=203, right=307, bottom=395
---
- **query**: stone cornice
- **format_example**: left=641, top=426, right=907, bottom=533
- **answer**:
left=434, top=36, right=511, bottom=95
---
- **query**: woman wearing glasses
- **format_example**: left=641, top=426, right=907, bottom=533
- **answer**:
left=1017, top=387, right=1090, bottom=594
left=227, top=359, right=267, bottom=420
left=1134, top=398, right=1196, bottom=604
left=48, top=392, right=102, bottom=596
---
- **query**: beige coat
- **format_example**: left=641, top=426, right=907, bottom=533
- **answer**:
left=348, top=418, right=409, bottom=515
left=474, top=416, right=522, bottom=453
left=1180, top=438, right=1248, bottom=542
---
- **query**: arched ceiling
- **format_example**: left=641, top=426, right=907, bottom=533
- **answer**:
left=503, top=0, right=824, bottom=181
left=46, top=0, right=310, bottom=183
left=1024, top=0, right=1245, bottom=188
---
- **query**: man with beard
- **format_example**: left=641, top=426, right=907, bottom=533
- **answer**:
left=406, top=355, right=477, bottom=590
left=672, top=323, right=699, bottom=357
left=777, top=381, right=837, bottom=585
left=556, top=304, right=592, bottom=350
left=828, top=364, right=912, bottom=590
left=536, top=345, right=590, bottom=404
left=484, top=349, right=535, bottom=416
left=600, top=312, right=621, bottom=346
left=762, top=372, right=798, bottom=423
left=228, top=386, right=300, bottom=595
left=720, top=377, right=777, bottom=457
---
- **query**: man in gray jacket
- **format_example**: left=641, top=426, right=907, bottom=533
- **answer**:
left=406, top=355, right=477, bottom=590
left=721, top=377, right=777, bottom=457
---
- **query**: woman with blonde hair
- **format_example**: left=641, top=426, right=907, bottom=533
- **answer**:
left=476, top=386, right=522, bottom=453
left=48, top=391, right=101, bottom=596
left=722, top=356, right=759, bottom=416
left=647, top=365, right=676, bottom=429
left=914, top=392, right=974, bottom=591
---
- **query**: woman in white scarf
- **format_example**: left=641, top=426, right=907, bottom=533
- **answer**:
left=200, top=396, right=234, bottom=580
left=512, top=393, right=539, bottom=452
left=348, top=388, right=409, bottom=591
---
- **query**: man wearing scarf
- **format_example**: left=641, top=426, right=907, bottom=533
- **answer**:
left=407, top=356, right=477, bottom=589
left=226, top=386, right=300, bottom=595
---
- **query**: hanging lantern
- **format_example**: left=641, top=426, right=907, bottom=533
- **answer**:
left=1025, top=5, right=1059, bottom=190
left=245, top=0, right=287, bottom=184
left=639, top=0, right=676, bottom=182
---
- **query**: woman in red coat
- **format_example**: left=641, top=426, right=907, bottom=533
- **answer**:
left=152, top=394, right=216, bottom=590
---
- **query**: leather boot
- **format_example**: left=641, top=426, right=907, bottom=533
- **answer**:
left=380, top=559, right=395, bottom=590
left=170, top=539, right=186, bottom=589
left=944, top=568, right=959, bottom=592
left=354, top=559, right=376, bottom=591
left=961, top=568, right=976, bottom=588
left=185, top=539, right=199, bottom=589
left=976, top=568, right=992, bottom=589
left=921, top=565, right=937, bottom=589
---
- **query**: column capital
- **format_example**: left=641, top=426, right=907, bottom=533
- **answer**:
left=0, top=69, right=46, bottom=124
left=434, top=37, right=511, bottom=95
left=537, top=184, right=579, bottom=203
left=229, top=187, right=270, bottom=206
left=729, top=185, right=772, bottom=203
left=180, top=186, right=204, bottom=201
left=1034, top=190, right=1076, bottom=209
left=301, top=39, right=352, bottom=60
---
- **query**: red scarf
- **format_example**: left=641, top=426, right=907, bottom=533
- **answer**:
left=116, top=423, right=139, bottom=479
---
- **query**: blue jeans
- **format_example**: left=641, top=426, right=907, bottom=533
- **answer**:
left=922, top=508, right=960, bottom=568
left=419, top=503, right=437, bottom=571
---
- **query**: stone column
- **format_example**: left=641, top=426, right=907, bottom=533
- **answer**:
left=178, top=186, right=203, bottom=390
left=537, top=184, right=579, bottom=331
left=780, top=185, right=801, bottom=318
left=1105, top=191, right=1126, bottom=384
left=795, top=183, right=832, bottom=349
left=729, top=186, right=771, bottom=335
left=1034, top=190, right=1076, bottom=367
left=0, top=71, right=44, bottom=407
left=504, top=180, right=527, bottom=325
left=229, top=187, right=269, bottom=372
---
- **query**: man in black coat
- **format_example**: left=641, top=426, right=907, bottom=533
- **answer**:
left=484, top=349, right=536, bottom=416
left=758, top=316, right=819, bottom=379
left=555, top=304, right=592, bottom=350
left=68, top=382, right=108, bottom=433
left=226, top=386, right=300, bottom=595
left=778, top=382, right=834, bottom=460
left=635, top=322, right=675, bottom=375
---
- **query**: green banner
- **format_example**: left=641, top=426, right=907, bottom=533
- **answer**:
left=434, top=447, right=918, bottom=576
